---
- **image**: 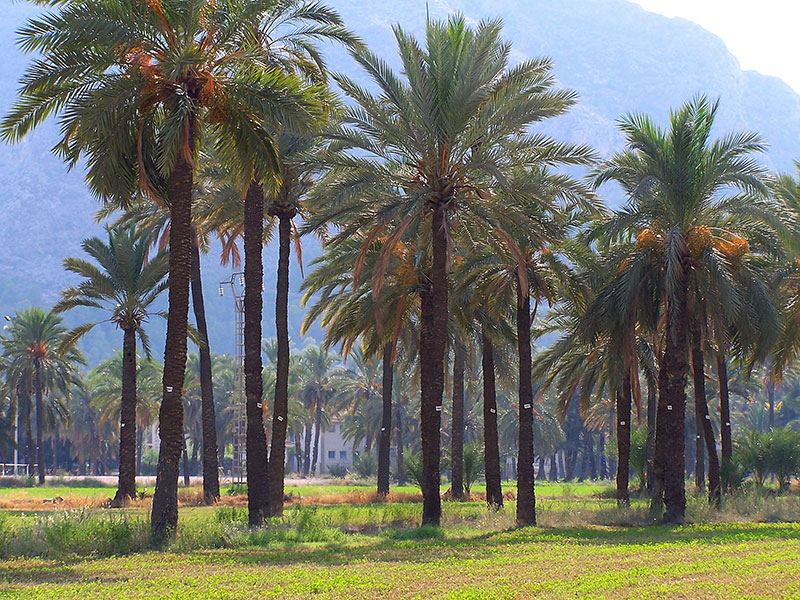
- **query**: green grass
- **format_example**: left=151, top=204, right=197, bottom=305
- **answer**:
left=2, top=482, right=798, bottom=598
left=1, top=513, right=798, bottom=599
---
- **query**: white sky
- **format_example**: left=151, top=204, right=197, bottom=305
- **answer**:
left=633, top=0, right=800, bottom=93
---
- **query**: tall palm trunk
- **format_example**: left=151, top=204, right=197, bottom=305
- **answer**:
left=311, top=399, right=322, bottom=476
left=481, top=327, right=503, bottom=508
left=190, top=236, right=220, bottom=504
left=690, top=317, right=721, bottom=507
left=516, top=278, right=536, bottom=526
left=244, top=181, right=269, bottom=528
left=294, top=434, right=302, bottom=474
left=653, top=267, right=688, bottom=524
left=378, top=342, right=394, bottom=496
left=136, top=426, right=143, bottom=476
left=182, top=433, right=190, bottom=486
left=694, top=400, right=705, bottom=489
left=151, top=120, right=195, bottom=541
left=267, top=211, right=294, bottom=516
left=114, top=327, right=137, bottom=505
left=549, top=453, right=558, bottom=481
left=419, top=204, right=448, bottom=526
left=766, top=376, right=775, bottom=429
left=25, top=408, right=34, bottom=475
left=616, top=374, right=632, bottom=505
left=646, top=377, right=657, bottom=494
left=395, top=408, right=406, bottom=485
left=303, top=426, right=312, bottom=476
left=450, top=342, right=465, bottom=500
left=34, top=361, right=45, bottom=484
left=716, top=349, right=732, bottom=464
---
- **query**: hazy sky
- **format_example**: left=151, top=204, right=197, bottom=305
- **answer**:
left=634, top=1, right=800, bottom=93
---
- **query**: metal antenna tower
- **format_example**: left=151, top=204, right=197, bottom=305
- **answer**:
left=219, top=272, right=246, bottom=484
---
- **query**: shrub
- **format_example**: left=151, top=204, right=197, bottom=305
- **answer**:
left=764, top=428, right=800, bottom=492
left=629, top=428, right=648, bottom=490
left=350, top=452, right=377, bottom=479
left=463, top=442, right=484, bottom=495
left=404, top=453, right=423, bottom=490
left=735, top=428, right=800, bottom=492
left=327, top=463, right=348, bottom=478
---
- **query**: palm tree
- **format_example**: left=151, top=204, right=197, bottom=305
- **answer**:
left=91, top=353, right=162, bottom=477
left=307, top=15, right=592, bottom=525
left=4, top=0, right=327, bottom=538
left=593, top=96, right=776, bottom=522
left=54, top=226, right=167, bottom=504
left=0, top=309, right=84, bottom=483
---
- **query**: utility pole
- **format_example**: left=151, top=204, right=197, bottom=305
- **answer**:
left=219, top=273, right=247, bottom=484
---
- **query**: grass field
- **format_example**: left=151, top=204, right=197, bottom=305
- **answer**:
left=2, top=481, right=799, bottom=599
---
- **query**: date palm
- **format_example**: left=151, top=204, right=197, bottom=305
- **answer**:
left=54, top=225, right=167, bottom=504
left=0, top=308, right=84, bottom=483
left=307, top=15, right=592, bottom=525
left=3, top=0, right=329, bottom=537
left=593, top=96, right=775, bottom=522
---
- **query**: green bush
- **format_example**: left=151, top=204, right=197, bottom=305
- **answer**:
left=734, top=428, right=800, bottom=492
left=404, top=453, right=423, bottom=490
left=629, top=428, right=648, bottom=490
left=463, top=442, right=484, bottom=495
left=350, top=451, right=377, bottom=479
left=327, top=463, right=348, bottom=478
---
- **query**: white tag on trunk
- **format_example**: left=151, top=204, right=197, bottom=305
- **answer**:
left=490, top=408, right=496, bottom=413
left=257, top=402, right=262, bottom=408
left=523, top=404, right=531, bottom=409
left=166, top=386, right=173, bottom=393
left=697, top=435, right=701, bottom=439
left=435, top=406, right=442, bottom=412
left=667, top=405, right=673, bottom=410
left=381, top=427, right=386, bottom=431
left=619, top=421, right=626, bottom=426
left=277, top=415, right=284, bottom=421
left=725, top=422, right=730, bottom=426
left=705, top=415, right=710, bottom=419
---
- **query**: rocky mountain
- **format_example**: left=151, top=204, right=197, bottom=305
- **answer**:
left=1, top=0, right=799, bottom=364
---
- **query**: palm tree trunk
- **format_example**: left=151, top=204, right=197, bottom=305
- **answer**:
left=34, top=361, right=45, bottom=485
left=653, top=270, right=688, bottom=524
left=294, top=433, right=302, bottom=474
left=549, top=453, right=559, bottom=481
left=395, top=409, right=406, bottom=485
left=616, top=374, right=632, bottom=505
left=516, top=278, right=536, bottom=526
left=25, top=408, right=34, bottom=476
left=268, top=211, right=293, bottom=516
left=311, top=400, right=322, bottom=476
left=378, top=342, right=394, bottom=496
left=716, top=349, right=732, bottom=464
left=182, top=433, right=190, bottom=486
left=767, top=377, right=775, bottom=429
left=136, top=425, right=143, bottom=477
left=151, top=120, right=195, bottom=541
left=244, top=180, right=269, bottom=528
left=114, top=327, right=137, bottom=505
left=419, top=204, right=448, bottom=526
left=303, top=426, right=312, bottom=476
left=646, top=377, right=657, bottom=494
left=481, top=326, right=503, bottom=509
left=450, top=342, right=465, bottom=500
left=190, top=236, right=220, bottom=504
left=694, top=400, right=705, bottom=489
left=691, top=316, right=721, bottom=507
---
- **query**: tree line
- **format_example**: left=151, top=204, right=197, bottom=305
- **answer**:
left=2, top=1, right=800, bottom=538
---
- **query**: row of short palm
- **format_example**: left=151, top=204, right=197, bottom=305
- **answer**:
left=4, top=0, right=800, bottom=538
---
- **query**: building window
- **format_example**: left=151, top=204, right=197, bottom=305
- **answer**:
left=328, top=450, right=335, bottom=459
left=340, top=451, right=347, bottom=460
